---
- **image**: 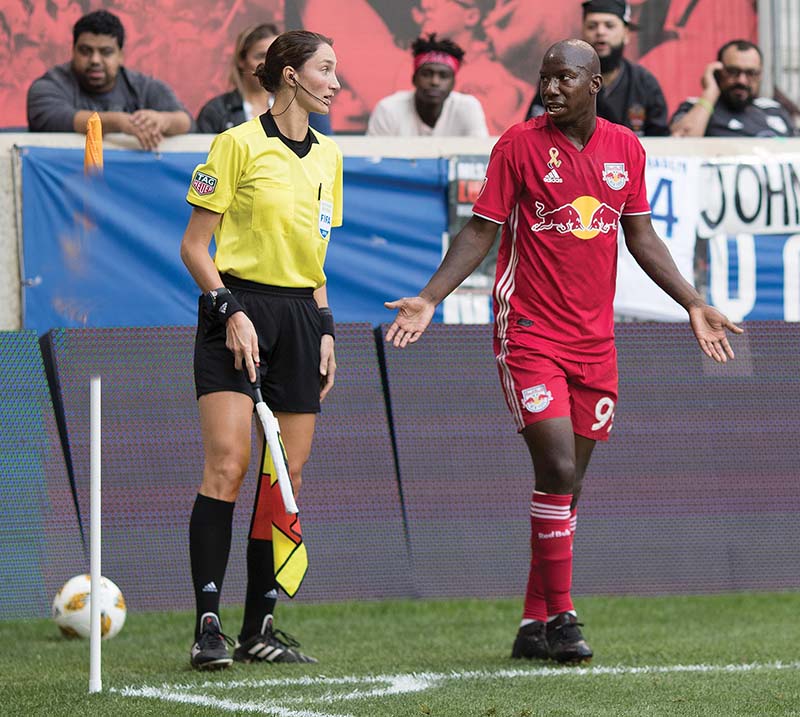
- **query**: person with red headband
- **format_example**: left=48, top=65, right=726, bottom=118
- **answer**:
left=367, top=33, right=488, bottom=137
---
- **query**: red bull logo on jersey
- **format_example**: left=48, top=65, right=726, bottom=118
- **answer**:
left=530, top=196, right=621, bottom=240
left=602, top=163, right=629, bottom=190
left=522, top=384, right=553, bottom=413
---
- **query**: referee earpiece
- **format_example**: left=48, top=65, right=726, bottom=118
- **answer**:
left=289, top=73, right=325, bottom=103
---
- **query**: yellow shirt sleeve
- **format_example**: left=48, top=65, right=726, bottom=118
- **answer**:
left=186, top=133, right=244, bottom=214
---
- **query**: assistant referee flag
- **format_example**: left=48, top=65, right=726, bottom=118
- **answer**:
left=250, top=439, right=308, bottom=597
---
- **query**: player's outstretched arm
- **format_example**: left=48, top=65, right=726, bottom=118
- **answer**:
left=385, top=215, right=499, bottom=348
left=621, top=213, right=743, bottom=362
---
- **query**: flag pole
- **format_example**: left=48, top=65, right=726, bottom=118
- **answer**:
left=89, top=375, right=102, bottom=693
left=86, top=115, right=104, bottom=694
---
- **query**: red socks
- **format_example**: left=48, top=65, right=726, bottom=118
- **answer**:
left=522, top=492, right=574, bottom=621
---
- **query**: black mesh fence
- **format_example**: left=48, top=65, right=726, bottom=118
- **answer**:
left=3, top=322, right=799, bottom=618
left=41, top=326, right=207, bottom=613
left=382, top=321, right=800, bottom=598
left=0, top=331, right=84, bottom=618
left=381, top=323, right=534, bottom=599
left=579, top=321, right=800, bottom=595
left=39, top=324, right=410, bottom=614
left=296, top=323, right=412, bottom=602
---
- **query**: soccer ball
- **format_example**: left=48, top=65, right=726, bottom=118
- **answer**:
left=52, top=574, right=127, bottom=640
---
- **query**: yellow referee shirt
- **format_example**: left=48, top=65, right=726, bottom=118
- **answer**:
left=186, top=114, right=343, bottom=288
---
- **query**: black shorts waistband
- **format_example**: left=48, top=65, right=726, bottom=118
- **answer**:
left=221, top=274, right=315, bottom=298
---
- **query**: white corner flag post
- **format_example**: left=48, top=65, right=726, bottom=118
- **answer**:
left=89, top=375, right=102, bottom=693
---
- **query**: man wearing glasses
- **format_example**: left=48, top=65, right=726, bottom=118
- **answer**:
left=670, top=39, right=796, bottom=137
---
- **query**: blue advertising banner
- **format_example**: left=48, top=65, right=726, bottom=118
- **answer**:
left=20, top=147, right=447, bottom=334
left=21, top=146, right=800, bottom=331
left=20, top=147, right=198, bottom=334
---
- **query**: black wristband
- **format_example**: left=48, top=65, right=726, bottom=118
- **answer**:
left=319, top=306, right=335, bottom=339
left=203, top=287, right=244, bottom=322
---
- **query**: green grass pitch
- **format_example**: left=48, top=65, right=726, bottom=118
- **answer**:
left=2, top=592, right=799, bottom=716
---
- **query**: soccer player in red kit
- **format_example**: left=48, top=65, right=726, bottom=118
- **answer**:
left=385, top=39, right=743, bottom=663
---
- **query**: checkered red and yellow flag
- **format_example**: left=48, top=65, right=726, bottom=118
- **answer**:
left=250, top=439, right=308, bottom=597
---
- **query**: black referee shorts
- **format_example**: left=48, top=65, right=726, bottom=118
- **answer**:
left=194, top=276, right=322, bottom=413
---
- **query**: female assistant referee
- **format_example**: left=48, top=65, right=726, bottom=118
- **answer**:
left=180, top=29, right=342, bottom=670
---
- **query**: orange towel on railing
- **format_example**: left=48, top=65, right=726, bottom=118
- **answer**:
left=84, top=112, right=103, bottom=175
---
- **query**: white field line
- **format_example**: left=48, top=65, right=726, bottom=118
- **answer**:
left=112, top=685, right=343, bottom=717
left=114, top=661, right=800, bottom=717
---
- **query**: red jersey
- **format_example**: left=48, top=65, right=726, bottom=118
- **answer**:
left=473, top=115, right=650, bottom=361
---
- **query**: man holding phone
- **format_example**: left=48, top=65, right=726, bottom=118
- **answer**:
left=670, top=39, right=796, bottom=138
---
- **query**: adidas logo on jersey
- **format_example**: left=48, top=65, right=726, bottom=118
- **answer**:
left=202, top=581, right=218, bottom=593
left=543, top=168, right=563, bottom=183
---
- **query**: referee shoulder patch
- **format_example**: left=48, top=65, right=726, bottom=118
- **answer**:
left=192, top=171, right=218, bottom=196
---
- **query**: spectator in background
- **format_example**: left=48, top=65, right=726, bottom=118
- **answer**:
left=196, top=22, right=331, bottom=135
left=26, top=9, right=192, bottom=150
left=526, top=0, right=668, bottom=136
left=367, top=34, right=488, bottom=137
left=411, top=0, right=528, bottom=135
left=670, top=39, right=796, bottom=138
left=296, top=0, right=529, bottom=134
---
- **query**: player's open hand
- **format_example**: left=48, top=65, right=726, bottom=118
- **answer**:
left=384, top=296, right=435, bottom=348
left=688, top=303, right=743, bottom=363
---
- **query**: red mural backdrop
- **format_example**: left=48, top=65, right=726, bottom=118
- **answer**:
left=0, top=0, right=757, bottom=133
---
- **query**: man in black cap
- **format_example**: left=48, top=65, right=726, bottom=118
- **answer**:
left=525, top=0, right=668, bottom=136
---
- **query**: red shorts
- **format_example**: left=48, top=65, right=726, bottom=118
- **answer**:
left=494, top=338, right=618, bottom=441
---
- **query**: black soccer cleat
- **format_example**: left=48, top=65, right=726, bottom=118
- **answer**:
left=511, top=620, right=549, bottom=660
left=233, top=615, right=317, bottom=664
left=190, top=612, right=234, bottom=670
left=546, top=612, right=593, bottom=664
